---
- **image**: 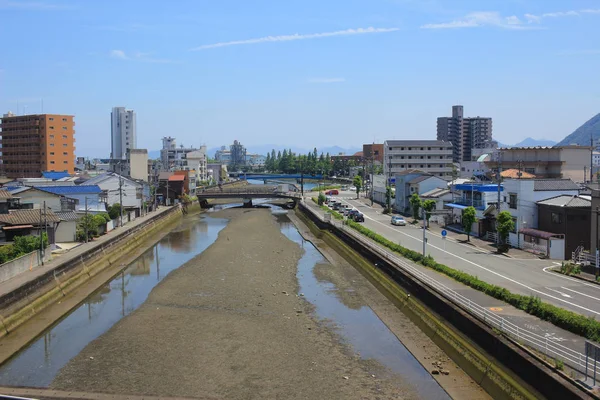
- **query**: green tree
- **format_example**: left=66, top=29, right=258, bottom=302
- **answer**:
left=77, top=214, right=99, bottom=242
left=497, top=211, right=515, bottom=252
left=265, top=152, right=272, bottom=171
left=353, top=175, right=363, bottom=199
left=271, top=149, right=277, bottom=171
left=385, top=185, right=393, bottom=212
left=409, top=192, right=422, bottom=221
left=317, top=192, right=326, bottom=205
left=422, top=199, right=436, bottom=227
left=108, top=203, right=122, bottom=220
left=462, top=206, right=477, bottom=242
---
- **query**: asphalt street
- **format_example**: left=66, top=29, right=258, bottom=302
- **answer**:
left=324, top=191, right=600, bottom=318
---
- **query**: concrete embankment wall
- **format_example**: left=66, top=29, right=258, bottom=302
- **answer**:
left=0, top=206, right=184, bottom=340
left=297, top=203, right=592, bottom=400
left=0, top=249, right=52, bottom=284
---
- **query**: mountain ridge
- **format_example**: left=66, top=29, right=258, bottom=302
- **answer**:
left=556, top=113, right=600, bottom=147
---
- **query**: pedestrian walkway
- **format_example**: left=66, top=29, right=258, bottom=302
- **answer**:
left=0, top=206, right=176, bottom=298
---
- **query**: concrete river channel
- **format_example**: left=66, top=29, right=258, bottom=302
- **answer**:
left=0, top=189, right=463, bottom=398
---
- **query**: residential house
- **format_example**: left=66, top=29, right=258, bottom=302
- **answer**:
left=85, top=172, right=143, bottom=215
left=0, top=189, right=20, bottom=214
left=394, top=170, right=447, bottom=213
left=169, top=173, right=189, bottom=201
left=537, top=195, right=591, bottom=260
left=54, top=211, right=79, bottom=242
left=36, top=185, right=105, bottom=213
left=420, top=187, right=453, bottom=224
left=8, top=186, right=76, bottom=212
left=446, top=183, right=504, bottom=237
left=501, top=178, right=580, bottom=247
left=0, top=208, right=61, bottom=243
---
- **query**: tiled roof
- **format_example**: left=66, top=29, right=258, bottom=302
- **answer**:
left=168, top=175, right=186, bottom=181
left=38, top=185, right=102, bottom=195
left=55, top=211, right=80, bottom=221
left=533, top=179, right=580, bottom=191
left=159, top=172, right=173, bottom=180
left=421, top=188, right=451, bottom=198
left=537, top=195, right=591, bottom=208
left=0, top=189, right=12, bottom=199
left=500, top=169, right=536, bottom=179
left=42, top=171, right=71, bottom=180
left=0, top=208, right=60, bottom=225
left=408, top=175, right=433, bottom=184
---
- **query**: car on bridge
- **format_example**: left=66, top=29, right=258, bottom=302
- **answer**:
left=325, top=189, right=339, bottom=195
left=391, top=216, right=406, bottom=226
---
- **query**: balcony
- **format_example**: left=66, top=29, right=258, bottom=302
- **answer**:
left=454, top=197, right=485, bottom=209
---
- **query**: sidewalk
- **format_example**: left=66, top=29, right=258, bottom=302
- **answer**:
left=0, top=206, right=176, bottom=298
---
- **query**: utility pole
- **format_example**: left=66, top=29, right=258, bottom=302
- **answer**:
left=39, top=205, right=44, bottom=265
left=422, top=207, right=427, bottom=257
left=496, top=150, right=502, bottom=248
left=84, top=197, right=88, bottom=243
left=591, top=134, right=594, bottom=183
left=370, top=142, right=374, bottom=206
left=117, top=163, right=124, bottom=227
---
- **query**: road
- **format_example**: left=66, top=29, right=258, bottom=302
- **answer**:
left=319, top=191, right=600, bottom=318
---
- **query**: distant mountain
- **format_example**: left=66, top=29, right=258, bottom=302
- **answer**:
left=556, top=113, right=600, bottom=147
left=513, top=137, right=557, bottom=147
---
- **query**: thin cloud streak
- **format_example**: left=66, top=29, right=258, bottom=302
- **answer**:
left=421, top=12, right=536, bottom=30
left=190, top=27, right=399, bottom=51
left=109, top=50, right=178, bottom=64
left=307, top=78, right=345, bottom=83
left=525, top=8, right=600, bottom=23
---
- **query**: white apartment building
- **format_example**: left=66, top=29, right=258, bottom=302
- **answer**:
left=186, top=146, right=208, bottom=183
left=593, top=151, right=600, bottom=167
left=111, top=107, right=137, bottom=160
left=384, top=140, right=453, bottom=179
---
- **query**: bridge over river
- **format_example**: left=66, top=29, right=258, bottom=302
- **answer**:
left=197, top=185, right=302, bottom=207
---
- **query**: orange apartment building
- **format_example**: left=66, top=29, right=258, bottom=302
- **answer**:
left=0, top=112, right=75, bottom=178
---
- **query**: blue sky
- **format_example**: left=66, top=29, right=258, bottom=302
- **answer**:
left=1, top=0, right=599, bottom=157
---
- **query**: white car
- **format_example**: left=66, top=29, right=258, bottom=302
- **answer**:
left=391, top=216, right=406, bottom=226
left=343, top=206, right=354, bottom=216
left=349, top=186, right=356, bottom=191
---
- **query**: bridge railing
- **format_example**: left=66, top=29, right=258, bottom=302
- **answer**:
left=303, top=200, right=600, bottom=382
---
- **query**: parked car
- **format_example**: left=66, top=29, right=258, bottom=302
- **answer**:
left=348, top=209, right=359, bottom=219
left=341, top=185, right=349, bottom=191
left=325, top=189, right=339, bottom=195
left=353, top=213, right=365, bottom=222
left=332, top=202, right=342, bottom=210
left=343, top=206, right=353, bottom=216
left=391, top=216, right=406, bottom=226
left=349, top=186, right=356, bottom=192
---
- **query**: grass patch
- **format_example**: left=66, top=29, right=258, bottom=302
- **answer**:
left=318, top=204, right=343, bottom=220
left=345, top=219, right=600, bottom=342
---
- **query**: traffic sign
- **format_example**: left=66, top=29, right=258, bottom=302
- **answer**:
left=441, top=230, right=447, bottom=237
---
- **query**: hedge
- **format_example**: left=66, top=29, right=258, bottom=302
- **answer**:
left=317, top=204, right=343, bottom=220
left=345, top=219, right=600, bottom=342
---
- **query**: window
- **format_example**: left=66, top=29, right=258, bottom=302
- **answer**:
left=389, top=147, right=392, bottom=151
left=63, top=143, right=67, bottom=147
left=50, top=161, right=55, bottom=164
left=49, top=117, right=54, bottom=121
left=420, top=164, right=424, bottom=168
left=50, top=126, right=55, bottom=130
left=420, top=156, right=424, bottom=159
left=63, top=161, right=68, bottom=164
left=50, top=152, right=54, bottom=155
left=420, top=147, right=424, bottom=150
left=50, top=143, right=54, bottom=147
left=428, top=147, right=431, bottom=150
left=63, top=152, right=68, bottom=155
left=62, top=135, right=67, bottom=139
left=400, top=156, right=404, bottom=159
left=440, top=164, right=443, bottom=168
left=428, top=156, right=431, bottom=159
left=62, top=127, right=67, bottom=130
left=551, top=212, right=562, bottom=224
left=62, top=118, right=67, bottom=122
left=509, top=194, right=517, bottom=209
left=49, top=134, right=54, bottom=139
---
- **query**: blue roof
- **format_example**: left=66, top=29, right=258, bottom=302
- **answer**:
left=37, top=185, right=102, bottom=195
left=455, top=183, right=503, bottom=192
left=42, top=171, right=71, bottom=180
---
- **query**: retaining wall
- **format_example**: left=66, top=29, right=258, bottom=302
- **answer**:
left=0, top=250, right=52, bottom=284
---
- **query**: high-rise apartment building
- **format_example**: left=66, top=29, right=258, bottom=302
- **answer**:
left=160, top=136, right=198, bottom=170
left=0, top=112, right=75, bottom=178
left=111, top=107, right=136, bottom=160
left=437, top=105, right=493, bottom=163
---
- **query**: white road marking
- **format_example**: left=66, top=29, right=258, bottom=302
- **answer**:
left=544, top=287, right=572, bottom=298
left=560, top=287, right=600, bottom=301
left=542, top=266, right=600, bottom=291
left=332, top=200, right=600, bottom=315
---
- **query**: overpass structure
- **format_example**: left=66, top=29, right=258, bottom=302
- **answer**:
left=197, top=185, right=302, bottom=207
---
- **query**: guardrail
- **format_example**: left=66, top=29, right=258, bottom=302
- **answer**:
left=304, top=201, right=599, bottom=382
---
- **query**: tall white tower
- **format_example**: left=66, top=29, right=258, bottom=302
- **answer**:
left=111, top=107, right=137, bottom=160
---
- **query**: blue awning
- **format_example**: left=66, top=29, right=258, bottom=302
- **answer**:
left=445, top=203, right=468, bottom=210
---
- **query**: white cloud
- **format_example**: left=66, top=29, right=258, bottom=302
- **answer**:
left=307, top=78, right=345, bottom=83
left=525, top=8, right=600, bottom=23
left=421, top=12, right=533, bottom=30
left=109, top=50, right=177, bottom=64
left=190, top=27, right=399, bottom=51
left=0, top=1, right=70, bottom=10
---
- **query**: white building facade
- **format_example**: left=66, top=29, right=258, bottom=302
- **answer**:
left=111, top=107, right=137, bottom=160
left=384, top=140, right=454, bottom=179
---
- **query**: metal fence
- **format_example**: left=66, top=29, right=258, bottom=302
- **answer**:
left=305, top=201, right=599, bottom=381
